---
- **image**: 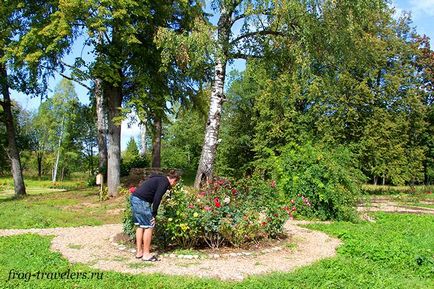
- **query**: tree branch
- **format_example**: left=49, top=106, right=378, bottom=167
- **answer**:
left=228, top=51, right=263, bottom=60
left=231, top=9, right=274, bottom=24
left=230, top=30, right=283, bottom=46
left=59, top=73, right=92, bottom=91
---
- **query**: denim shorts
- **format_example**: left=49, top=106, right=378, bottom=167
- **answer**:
left=130, top=195, right=154, bottom=229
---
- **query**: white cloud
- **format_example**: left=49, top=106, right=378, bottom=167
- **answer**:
left=410, top=0, right=434, bottom=16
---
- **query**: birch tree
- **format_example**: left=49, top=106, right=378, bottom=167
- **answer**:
left=193, top=0, right=282, bottom=188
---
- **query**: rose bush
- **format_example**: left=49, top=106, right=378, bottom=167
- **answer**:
left=124, top=178, right=310, bottom=249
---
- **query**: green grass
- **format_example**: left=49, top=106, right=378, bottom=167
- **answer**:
left=0, top=189, right=124, bottom=229
left=0, top=177, right=89, bottom=199
left=1, top=213, right=433, bottom=288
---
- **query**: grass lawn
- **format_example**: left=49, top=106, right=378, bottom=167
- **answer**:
left=0, top=213, right=433, bottom=288
left=0, top=184, right=125, bottom=229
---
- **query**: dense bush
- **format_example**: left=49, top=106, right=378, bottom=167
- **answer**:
left=120, top=155, right=150, bottom=177
left=123, top=178, right=310, bottom=249
left=265, top=142, right=365, bottom=221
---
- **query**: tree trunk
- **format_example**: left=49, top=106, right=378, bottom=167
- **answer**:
left=61, top=166, right=65, bottom=182
left=194, top=58, right=227, bottom=188
left=52, top=117, right=65, bottom=183
left=194, top=8, right=232, bottom=188
left=37, top=152, right=43, bottom=178
left=95, top=78, right=108, bottom=176
left=0, top=62, right=26, bottom=197
left=140, top=122, right=147, bottom=156
left=152, top=117, right=162, bottom=168
left=373, top=176, right=378, bottom=186
left=105, top=82, right=122, bottom=197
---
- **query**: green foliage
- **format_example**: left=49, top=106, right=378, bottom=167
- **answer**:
left=264, top=142, right=365, bottom=221
left=120, top=155, right=149, bottom=177
left=161, top=108, right=206, bottom=173
left=122, top=194, right=135, bottom=239
left=122, top=137, right=139, bottom=164
left=215, top=70, right=256, bottom=177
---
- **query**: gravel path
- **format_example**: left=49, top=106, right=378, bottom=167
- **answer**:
left=357, top=198, right=434, bottom=215
left=0, top=220, right=341, bottom=281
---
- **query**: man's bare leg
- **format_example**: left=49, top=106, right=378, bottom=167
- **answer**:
left=135, top=227, right=144, bottom=257
left=142, top=228, right=153, bottom=259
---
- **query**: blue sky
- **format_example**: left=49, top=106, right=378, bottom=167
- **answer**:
left=10, top=0, right=434, bottom=150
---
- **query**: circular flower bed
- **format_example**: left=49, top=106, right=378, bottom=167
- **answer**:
left=123, top=177, right=309, bottom=249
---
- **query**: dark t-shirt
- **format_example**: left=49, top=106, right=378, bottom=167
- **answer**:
left=132, top=175, right=170, bottom=217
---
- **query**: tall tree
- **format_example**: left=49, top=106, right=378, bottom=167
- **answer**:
left=0, top=63, right=26, bottom=196
left=194, top=0, right=287, bottom=187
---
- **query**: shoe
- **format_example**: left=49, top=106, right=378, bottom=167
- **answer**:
left=142, top=255, right=160, bottom=262
left=135, top=255, right=143, bottom=259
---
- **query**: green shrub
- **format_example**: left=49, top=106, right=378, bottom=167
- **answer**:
left=123, top=194, right=135, bottom=239
left=266, top=142, right=365, bottom=221
left=120, top=155, right=149, bottom=177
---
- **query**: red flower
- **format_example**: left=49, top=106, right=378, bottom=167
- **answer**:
left=129, top=187, right=136, bottom=194
left=270, top=180, right=276, bottom=188
left=214, top=197, right=221, bottom=208
left=291, top=199, right=295, bottom=204
left=231, top=188, right=237, bottom=195
left=292, top=207, right=297, bottom=212
left=261, top=222, right=267, bottom=226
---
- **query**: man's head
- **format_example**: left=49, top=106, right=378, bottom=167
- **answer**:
left=167, top=170, right=181, bottom=187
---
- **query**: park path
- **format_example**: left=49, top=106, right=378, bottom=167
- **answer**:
left=0, top=220, right=340, bottom=281
left=357, top=197, right=434, bottom=215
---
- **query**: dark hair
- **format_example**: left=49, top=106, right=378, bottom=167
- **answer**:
left=167, top=169, right=181, bottom=181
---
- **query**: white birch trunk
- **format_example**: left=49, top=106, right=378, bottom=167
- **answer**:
left=140, top=122, right=147, bottom=156
left=52, top=117, right=65, bottom=183
left=194, top=6, right=233, bottom=188
left=194, top=58, right=227, bottom=188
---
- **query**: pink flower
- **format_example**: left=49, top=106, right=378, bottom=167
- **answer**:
left=188, top=204, right=194, bottom=209
left=129, top=187, right=136, bottom=193
left=270, top=180, right=276, bottom=188
left=204, top=206, right=212, bottom=211
left=198, top=191, right=206, bottom=197
left=291, top=199, right=295, bottom=204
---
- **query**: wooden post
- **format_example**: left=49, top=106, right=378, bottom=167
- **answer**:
left=96, top=173, right=104, bottom=199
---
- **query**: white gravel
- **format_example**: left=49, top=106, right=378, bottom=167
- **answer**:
left=0, top=220, right=341, bottom=281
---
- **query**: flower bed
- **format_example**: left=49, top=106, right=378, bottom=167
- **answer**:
left=123, top=177, right=309, bottom=249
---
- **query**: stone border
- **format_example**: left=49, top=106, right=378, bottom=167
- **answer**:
left=109, top=235, right=284, bottom=259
